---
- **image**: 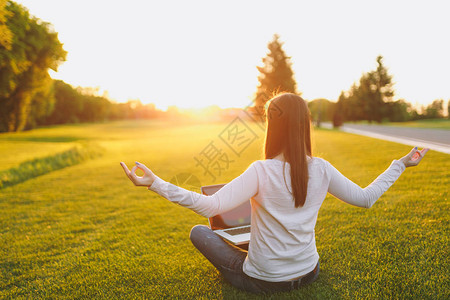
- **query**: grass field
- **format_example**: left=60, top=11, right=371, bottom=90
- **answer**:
left=0, top=120, right=448, bottom=299
left=387, top=119, right=450, bottom=130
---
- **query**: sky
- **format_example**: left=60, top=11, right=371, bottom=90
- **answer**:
left=14, top=0, right=450, bottom=110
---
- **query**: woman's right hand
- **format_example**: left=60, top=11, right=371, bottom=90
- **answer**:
left=120, top=161, right=156, bottom=187
left=399, top=147, right=429, bottom=168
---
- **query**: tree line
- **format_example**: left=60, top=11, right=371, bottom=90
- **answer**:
left=0, top=1, right=177, bottom=132
left=254, top=35, right=449, bottom=126
left=47, top=80, right=165, bottom=124
left=1, top=2, right=448, bottom=133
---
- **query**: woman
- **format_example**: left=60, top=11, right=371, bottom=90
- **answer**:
left=120, top=93, right=428, bottom=294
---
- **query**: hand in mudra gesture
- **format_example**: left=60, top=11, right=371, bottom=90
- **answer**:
left=399, top=147, right=429, bottom=168
left=120, top=161, right=156, bottom=187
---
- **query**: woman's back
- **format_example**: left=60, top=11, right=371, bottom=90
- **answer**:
left=245, top=157, right=328, bottom=281
left=244, top=155, right=407, bottom=281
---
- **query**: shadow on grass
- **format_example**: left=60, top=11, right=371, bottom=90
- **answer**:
left=0, top=142, right=103, bottom=189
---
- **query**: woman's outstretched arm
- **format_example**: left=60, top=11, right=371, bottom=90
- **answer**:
left=327, top=147, right=428, bottom=208
left=120, top=161, right=259, bottom=218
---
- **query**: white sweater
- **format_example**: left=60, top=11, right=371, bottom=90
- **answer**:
left=148, top=157, right=406, bottom=282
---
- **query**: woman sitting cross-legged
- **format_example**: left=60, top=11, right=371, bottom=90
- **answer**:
left=120, top=93, right=428, bottom=294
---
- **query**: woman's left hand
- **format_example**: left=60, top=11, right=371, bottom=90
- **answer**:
left=120, top=161, right=156, bottom=187
left=399, top=147, right=429, bottom=168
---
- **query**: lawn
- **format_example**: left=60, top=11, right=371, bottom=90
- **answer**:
left=0, top=120, right=448, bottom=299
left=387, top=119, right=450, bottom=130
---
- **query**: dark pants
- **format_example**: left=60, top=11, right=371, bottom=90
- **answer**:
left=189, top=225, right=319, bottom=294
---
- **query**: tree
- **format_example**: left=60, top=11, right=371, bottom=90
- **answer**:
left=335, top=84, right=365, bottom=122
left=447, top=100, right=450, bottom=119
left=25, top=75, right=55, bottom=129
left=424, top=99, right=444, bottom=119
left=0, top=0, right=12, bottom=50
left=308, top=98, right=336, bottom=126
left=332, top=92, right=345, bottom=127
left=333, top=56, right=395, bottom=123
left=0, top=1, right=66, bottom=132
left=357, top=56, right=394, bottom=123
left=385, top=99, right=412, bottom=122
left=45, top=80, right=115, bottom=124
left=45, top=80, right=83, bottom=124
left=253, top=34, right=297, bottom=118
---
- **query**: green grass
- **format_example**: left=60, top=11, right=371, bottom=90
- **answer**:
left=0, top=142, right=102, bottom=189
left=0, top=142, right=76, bottom=172
left=0, top=120, right=448, bottom=299
left=387, top=119, right=450, bottom=130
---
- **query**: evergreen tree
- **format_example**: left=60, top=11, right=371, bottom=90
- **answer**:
left=334, top=56, right=395, bottom=123
left=253, top=34, right=297, bottom=118
left=357, top=56, right=394, bottom=123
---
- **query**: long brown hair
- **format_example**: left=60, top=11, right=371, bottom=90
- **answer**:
left=264, top=93, right=312, bottom=207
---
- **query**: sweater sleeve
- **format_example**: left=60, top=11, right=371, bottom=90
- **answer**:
left=148, top=161, right=259, bottom=218
left=326, top=160, right=406, bottom=208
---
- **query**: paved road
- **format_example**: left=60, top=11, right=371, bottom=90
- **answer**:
left=322, top=123, right=450, bottom=154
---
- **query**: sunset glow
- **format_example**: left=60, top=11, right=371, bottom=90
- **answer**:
left=14, top=0, right=450, bottom=110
